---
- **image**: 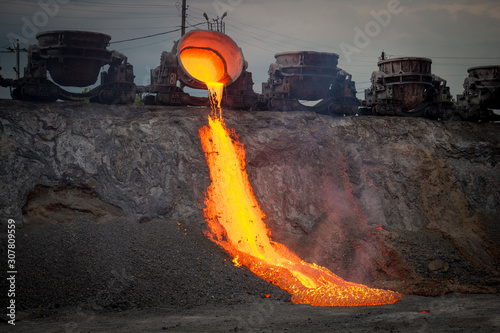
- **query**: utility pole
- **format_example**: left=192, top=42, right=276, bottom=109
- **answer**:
left=15, top=40, right=20, bottom=80
left=1, top=40, right=26, bottom=80
left=181, top=0, right=187, bottom=36
left=1, top=40, right=25, bottom=80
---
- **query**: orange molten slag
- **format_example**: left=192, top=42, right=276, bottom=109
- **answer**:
left=188, top=47, right=403, bottom=306
left=180, top=48, right=224, bottom=117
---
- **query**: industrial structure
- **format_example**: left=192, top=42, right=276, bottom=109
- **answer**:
left=361, top=53, right=455, bottom=120
left=257, top=51, right=359, bottom=116
left=1, top=26, right=499, bottom=121
left=456, top=66, right=500, bottom=121
left=3, top=30, right=135, bottom=104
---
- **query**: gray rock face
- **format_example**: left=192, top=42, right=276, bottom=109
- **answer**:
left=1, top=101, right=210, bottom=224
left=0, top=100, right=499, bottom=309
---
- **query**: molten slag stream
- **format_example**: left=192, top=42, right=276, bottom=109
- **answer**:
left=180, top=48, right=224, bottom=117
left=199, top=118, right=403, bottom=306
left=184, top=47, right=403, bottom=306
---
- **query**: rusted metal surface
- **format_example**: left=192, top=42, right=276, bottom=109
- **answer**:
left=7, top=30, right=135, bottom=104
left=363, top=55, right=454, bottom=119
left=94, top=51, right=136, bottom=104
left=324, top=69, right=360, bottom=115
left=36, top=30, right=112, bottom=87
left=259, top=51, right=358, bottom=114
left=223, top=70, right=257, bottom=110
left=457, top=66, right=500, bottom=121
left=365, top=57, right=433, bottom=112
left=263, top=51, right=339, bottom=101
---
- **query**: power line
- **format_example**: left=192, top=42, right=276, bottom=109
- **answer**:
left=0, top=22, right=180, bottom=32
left=115, top=36, right=179, bottom=51
left=110, top=28, right=183, bottom=44
left=190, top=4, right=499, bottom=63
left=188, top=4, right=381, bottom=60
left=0, top=7, right=177, bottom=17
left=109, top=23, right=205, bottom=45
left=1, top=11, right=178, bottom=20
left=393, top=55, right=500, bottom=60
left=0, top=0, right=176, bottom=9
left=69, top=0, right=176, bottom=8
left=230, top=35, right=277, bottom=54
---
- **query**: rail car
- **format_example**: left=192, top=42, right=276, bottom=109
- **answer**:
left=359, top=54, right=455, bottom=120
left=2, top=30, right=135, bottom=104
left=138, top=29, right=256, bottom=110
left=1, top=29, right=499, bottom=122
left=456, top=66, right=500, bottom=121
left=256, top=51, right=359, bottom=116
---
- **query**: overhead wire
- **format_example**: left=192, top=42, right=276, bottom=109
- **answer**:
left=115, top=36, right=179, bottom=51
left=109, top=21, right=205, bottom=45
left=0, top=0, right=177, bottom=9
left=191, top=5, right=498, bottom=64
left=110, top=28, right=183, bottom=44
left=1, top=11, right=178, bottom=20
left=1, top=1, right=495, bottom=62
left=0, top=7, right=176, bottom=17
left=226, top=24, right=284, bottom=52
left=187, top=5, right=387, bottom=64
left=0, top=21, right=181, bottom=32
left=394, top=55, right=500, bottom=60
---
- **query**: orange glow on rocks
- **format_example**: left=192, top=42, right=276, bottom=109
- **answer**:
left=187, top=35, right=403, bottom=306
left=198, top=117, right=403, bottom=306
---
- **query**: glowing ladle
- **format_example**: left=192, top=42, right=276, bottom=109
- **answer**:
left=178, top=30, right=243, bottom=118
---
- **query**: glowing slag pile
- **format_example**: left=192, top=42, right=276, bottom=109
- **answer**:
left=182, top=42, right=403, bottom=306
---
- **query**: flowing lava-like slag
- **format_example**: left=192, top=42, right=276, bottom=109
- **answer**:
left=199, top=118, right=403, bottom=306
left=183, top=46, right=403, bottom=306
left=180, top=47, right=224, bottom=117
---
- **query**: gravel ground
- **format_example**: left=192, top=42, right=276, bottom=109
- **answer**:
left=9, top=293, right=500, bottom=332
left=1, top=209, right=498, bottom=332
left=0, top=212, right=291, bottom=314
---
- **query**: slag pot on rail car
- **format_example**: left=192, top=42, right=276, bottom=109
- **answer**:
left=35, top=30, right=112, bottom=87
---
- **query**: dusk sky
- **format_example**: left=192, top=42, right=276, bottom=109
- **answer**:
left=1, top=0, right=499, bottom=101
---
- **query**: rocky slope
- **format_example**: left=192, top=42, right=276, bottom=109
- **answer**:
left=0, top=100, right=499, bottom=313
